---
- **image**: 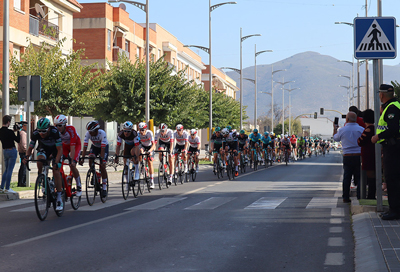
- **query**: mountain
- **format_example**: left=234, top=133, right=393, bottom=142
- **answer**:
left=225, top=51, right=400, bottom=122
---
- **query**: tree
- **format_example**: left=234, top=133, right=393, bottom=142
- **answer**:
left=392, top=80, right=400, bottom=98
left=10, top=38, right=107, bottom=117
left=273, top=118, right=302, bottom=135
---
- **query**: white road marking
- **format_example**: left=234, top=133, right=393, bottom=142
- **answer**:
left=125, top=197, right=186, bottom=210
left=244, top=197, right=287, bottom=209
left=0, top=199, right=32, bottom=209
left=328, top=237, right=344, bottom=246
left=329, top=227, right=343, bottom=233
left=324, top=253, right=344, bottom=265
left=78, top=198, right=136, bottom=211
left=306, top=197, right=338, bottom=209
left=331, top=208, right=345, bottom=217
left=185, top=197, right=236, bottom=210
left=330, top=218, right=343, bottom=224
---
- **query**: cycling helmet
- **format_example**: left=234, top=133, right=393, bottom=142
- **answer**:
left=271, top=133, right=275, bottom=137
left=37, top=117, right=50, bottom=130
left=284, top=134, right=289, bottom=138
left=54, top=115, right=67, bottom=125
left=138, top=122, right=147, bottom=130
left=264, top=131, right=269, bottom=136
left=122, top=121, right=133, bottom=130
left=253, top=129, right=258, bottom=133
left=176, top=124, right=184, bottom=131
left=86, top=120, right=100, bottom=132
left=226, top=125, right=232, bottom=131
left=159, top=123, right=168, bottom=132
left=190, top=129, right=197, bottom=135
left=215, top=127, right=221, bottom=132
left=292, top=134, right=295, bottom=138
left=239, top=130, right=245, bottom=134
left=221, top=128, right=229, bottom=136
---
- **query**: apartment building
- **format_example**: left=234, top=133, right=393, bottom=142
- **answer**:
left=202, top=65, right=239, bottom=99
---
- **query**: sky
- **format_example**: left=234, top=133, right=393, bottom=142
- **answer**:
left=79, top=0, right=400, bottom=69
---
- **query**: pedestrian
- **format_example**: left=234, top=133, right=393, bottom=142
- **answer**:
left=0, top=115, right=21, bottom=194
left=371, top=84, right=400, bottom=220
left=17, top=121, right=28, bottom=187
left=357, top=109, right=376, bottom=199
left=333, top=111, right=364, bottom=203
left=349, top=105, right=366, bottom=128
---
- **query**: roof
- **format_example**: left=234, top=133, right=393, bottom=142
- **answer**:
left=67, top=0, right=83, bottom=9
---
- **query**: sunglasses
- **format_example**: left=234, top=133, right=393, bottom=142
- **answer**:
left=191, top=134, right=195, bottom=136
left=140, top=129, right=146, bottom=132
left=38, top=129, right=48, bottom=133
left=123, top=130, right=132, bottom=133
left=56, top=124, right=64, bottom=127
left=177, top=129, right=183, bottom=132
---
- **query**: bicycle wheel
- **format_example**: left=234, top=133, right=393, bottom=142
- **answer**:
left=130, top=170, right=138, bottom=198
left=217, top=158, right=222, bottom=179
left=70, top=178, right=81, bottom=210
left=145, top=166, right=151, bottom=193
left=139, top=164, right=146, bottom=195
left=226, top=160, right=232, bottom=180
left=264, top=152, right=268, bottom=168
left=191, top=163, right=197, bottom=182
left=122, top=165, right=130, bottom=200
left=253, top=152, right=258, bottom=171
left=85, top=170, right=96, bottom=206
left=100, top=178, right=108, bottom=203
left=230, top=160, right=235, bottom=180
left=178, top=159, right=184, bottom=184
left=172, top=162, right=177, bottom=186
left=285, top=152, right=289, bottom=166
left=34, top=174, right=49, bottom=221
left=158, top=163, right=164, bottom=190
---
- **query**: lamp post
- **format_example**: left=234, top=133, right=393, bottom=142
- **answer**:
left=271, top=66, right=285, bottom=133
left=254, top=46, right=272, bottom=129
left=275, top=79, right=294, bottom=135
left=259, top=91, right=272, bottom=131
left=338, top=60, right=355, bottom=106
left=243, top=78, right=255, bottom=128
left=339, top=85, right=351, bottom=109
left=186, top=0, right=236, bottom=145
left=108, top=0, right=150, bottom=122
left=339, top=74, right=351, bottom=105
left=284, top=86, right=300, bottom=136
left=240, top=30, right=261, bottom=129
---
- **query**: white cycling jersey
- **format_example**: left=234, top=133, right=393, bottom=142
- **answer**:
left=155, top=129, right=174, bottom=144
left=188, top=136, right=200, bottom=148
left=84, top=129, right=108, bottom=148
left=174, top=130, right=188, bottom=146
left=139, top=130, right=154, bottom=147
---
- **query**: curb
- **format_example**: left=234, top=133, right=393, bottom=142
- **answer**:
left=0, top=193, right=19, bottom=201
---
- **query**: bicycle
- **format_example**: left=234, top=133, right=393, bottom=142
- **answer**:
left=226, top=150, right=236, bottom=180
left=262, top=148, right=271, bottom=168
left=155, top=150, right=171, bottom=189
left=187, top=151, right=197, bottom=182
left=116, top=155, right=139, bottom=199
left=174, top=149, right=186, bottom=184
left=27, top=159, right=65, bottom=221
left=239, top=150, right=247, bottom=173
left=138, top=151, right=152, bottom=194
left=60, top=157, right=81, bottom=210
left=81, top=156, right=108, bottom=206
left=250, top=147, right=258, bottom=170
left=215, top=152, right=224, bottom=179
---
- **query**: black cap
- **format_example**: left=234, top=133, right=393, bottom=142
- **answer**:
left=20, top=121, right=28, bottom=125
left=379, top=84, right=394, bottom=92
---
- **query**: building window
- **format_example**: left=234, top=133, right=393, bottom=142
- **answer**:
left=158, top=49, right=161, bottom=59
left=172, top=58, right=175, bottom=66
left=125, top=41, right=129, bottom=52
left=107, top=29, right=111, bottom=51
left=136, top=47, right=140, bottom=59
left=13, top=45, right=21, bottom=61
left=14, top=0, right=21, bottom=10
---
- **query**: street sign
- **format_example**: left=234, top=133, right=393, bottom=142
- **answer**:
left=18, top=75, right=41, bottom=101
left=354, top=17, right=396, bottom=59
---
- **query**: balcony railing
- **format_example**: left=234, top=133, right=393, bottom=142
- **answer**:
left=113, top=46, right=130, bottom=61
left=167, top=62, right=177, bottom=72
left=29, top=15, right=59, bottom=41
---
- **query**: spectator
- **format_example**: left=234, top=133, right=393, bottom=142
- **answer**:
left=0, top=115, right=21, bottom=194
left=349, top=106, right=366, bottom=128
left=371, top=84, right=400, bottom=220
left=357, top=109, right=376, bottom=199
left=17, top=121, right=28, bottom=187
left=333, top=112, right=364, bottom=203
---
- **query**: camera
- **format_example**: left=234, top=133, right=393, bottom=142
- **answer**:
left=13, top=122, right=23, bottom=131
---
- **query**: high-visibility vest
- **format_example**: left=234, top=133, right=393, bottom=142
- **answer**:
left=376, top=101, right=400, bottom=143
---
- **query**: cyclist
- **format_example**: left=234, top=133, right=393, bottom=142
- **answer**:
left=79, top=121, right=109, bottom=198
left=174, top=124, right=189, bottom=173
left=210, top=127, right=225, bottom=172
left=54, top=114, right=82, bottom=197
left=261, top=132, right=272, bottom=165
left=223, top=127, right=239, bottom=177
left=270, top=132, right=276, bottom=162
left=188, top=129, right=200, bottom=173
left=238, top=130, right=249, bottom=164
left=155, top=123, right=174, bottom=185
left=320, top=140, right=327, bottom=156
left=281, top=135, right=291, bottom=162
left=290, top=134, right=297, bottom=160
left=138, top=122, right=155, bottom=189
left=248, top=129, right=262, bottom=164
left=115, top=121, right=140, bottom=182
left=297, top=136, right=305, bottom=159
left=314, top=137, right=320, bottom=155
left=23, top=118, right=63, bottom=211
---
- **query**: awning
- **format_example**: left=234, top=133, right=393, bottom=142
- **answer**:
left=40, top=0, right=63, bottom=16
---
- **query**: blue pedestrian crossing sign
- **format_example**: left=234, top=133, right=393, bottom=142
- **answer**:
left=354, top=17, right=396, bottom=59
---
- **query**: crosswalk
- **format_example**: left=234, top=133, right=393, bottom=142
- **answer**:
left=4, top=195, right=342, bottom=213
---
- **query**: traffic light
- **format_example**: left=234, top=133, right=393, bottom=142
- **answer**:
left=314, top=112, right=317, bottom=119
left=320, top=108, right=324, bottom=115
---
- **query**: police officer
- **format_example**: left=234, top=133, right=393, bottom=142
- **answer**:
left=371, top=84, right=400, bottom=220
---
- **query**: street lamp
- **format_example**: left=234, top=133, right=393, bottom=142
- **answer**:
left=240, top=30, right=261, bottom=129
left=338, top=60, right=354, bottom=107
left=271, top=67, right=285, bottom=133
left=254, top=46, right=272, bottom=129
left=275, top=79, right=294, bottom=135
left=259, top=91, right=272, bottom=131
left=339, top=75, right=351, bottom=106
left=186, top=0, right=236, bottom=146
left=108, top=0, right=150, bottom=122
left=339, top=85, right=351, bottom=109
left=284, top=86, right=300, bottom=136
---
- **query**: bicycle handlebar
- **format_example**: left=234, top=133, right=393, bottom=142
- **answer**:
left=25, top=158, right=52, bottom=172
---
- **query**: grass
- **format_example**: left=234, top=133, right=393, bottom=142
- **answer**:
left=9, top=182, right=34, bottom=191
left=359, top=199, right=389, bottom=206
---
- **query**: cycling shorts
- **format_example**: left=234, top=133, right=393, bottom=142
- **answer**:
left=158, top=141, right=172, bottom=153
left=123, top=143, right=137, bottom=157
left=89, top=145, right=109, bottom=163
left=238, top=143, right=247, bottom=151
left=62, top=142, right=81, bottom=163
left=174, top=144, right=186, bottom=155
left=262, top=143, right=272, bottom=150
left=188, top=146, right=199, bottom=154
left=249, top=141, right=259, bottom=149
left=213, top=144, right=223, bottom=153
left=291, top=143, right=296, bottom=149
left=140, top=145, right=154, bottom=161
left=226, top=142, right=238, bottom=151
left=37, top=146, right=58, bottom=161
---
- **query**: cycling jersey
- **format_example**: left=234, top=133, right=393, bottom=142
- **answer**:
left=225, top=131, right=238, bottom=143
left=84, top=129, right=108, bottom=148
left=238, top=134, right=249, bottom=145
left=59, top=125, right=80, bottom=146
left=188, top=135, right=200, bottom=148
left=211, top=133, right=225, bottom=152
left=30, top=126, right=62, bottom=149
left=249, top=133, right=262, bottom=142
left=290, top=137, right=297, bottom=144
left=261, top=136, right=271, bottom=145
left=139, top=130, right=154, bottom=147
left=155, top=129, right=174, bottom=144
left=281, top=138, right=291, bottom=147
left=298, top=138, right=305, bottom=146
left=117, top=130, right=140, bottom=146
left=174, top=130, right=188, bottom=146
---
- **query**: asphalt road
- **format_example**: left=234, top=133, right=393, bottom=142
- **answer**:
left=0, top=151, right=354, bottom=272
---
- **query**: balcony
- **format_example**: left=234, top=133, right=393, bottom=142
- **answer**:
left=113, top=46, right=130, bottom=61
left=29, top=15, right=59, bottom=41
left=167, top=62, right=177, bottom=72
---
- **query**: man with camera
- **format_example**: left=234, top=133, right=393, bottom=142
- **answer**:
left=16, top=121, right=28, bottom=187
